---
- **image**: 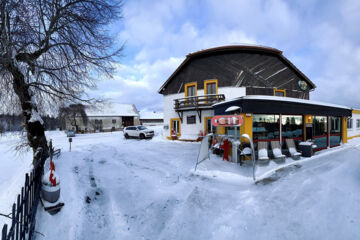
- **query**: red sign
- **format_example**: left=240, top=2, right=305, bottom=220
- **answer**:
left=211, top=115, right=244, bottom=127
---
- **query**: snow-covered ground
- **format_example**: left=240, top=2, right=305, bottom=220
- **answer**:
left=1, top=128, right=360, bottom=239
left=0, top=132, right=33, bottom=228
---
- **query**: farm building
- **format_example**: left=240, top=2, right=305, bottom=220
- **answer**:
left=65, top=103, right=140, bottom=132
left=140, top=111, right=164, bottom=126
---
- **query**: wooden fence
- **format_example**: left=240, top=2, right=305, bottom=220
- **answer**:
left=1, top=146, right=49, bottom=240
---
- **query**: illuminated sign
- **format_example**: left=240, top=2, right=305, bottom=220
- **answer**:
left=211, top=115, right=244, bottom=127
left=298, top=80, right=308, bottom=91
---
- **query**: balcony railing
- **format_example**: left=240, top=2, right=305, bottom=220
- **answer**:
left=174, top=94, right=225, bottom=111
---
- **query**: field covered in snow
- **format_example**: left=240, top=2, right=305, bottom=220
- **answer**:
left=1, top=127, right=360, bottom=240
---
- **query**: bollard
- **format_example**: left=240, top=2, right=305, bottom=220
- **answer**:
left=69, top=137, right=72, bottom=152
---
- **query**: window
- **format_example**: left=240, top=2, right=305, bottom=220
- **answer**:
left=357, top=119, right=360, bottom=128
left=253, top=114, right=280, bottom=141
left=347, top=118, right=353, bottom=129
left=112, top=119, right=116, bottom=124
left=281, top=115, right=303, bottom=139
left=187, top=115, right=196, bottom=124
left=313, top=116, right=328, bottom=149
left=204, top=79, right=218, bottom=95
left=274, top=89, right=286, bottom=97
left=185, top=82, right=197, bottom=97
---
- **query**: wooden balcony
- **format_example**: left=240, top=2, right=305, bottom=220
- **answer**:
left=174, top=94, right=225, bottom=112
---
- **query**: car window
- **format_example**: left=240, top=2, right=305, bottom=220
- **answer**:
left=137, top=126, right=147, bottom=130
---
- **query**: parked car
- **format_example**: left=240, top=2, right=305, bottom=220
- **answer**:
left=67, top=129, right=75, bottom=137
left=124, top=126, right=154, bottom=139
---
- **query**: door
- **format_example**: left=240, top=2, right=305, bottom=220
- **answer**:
left=171, top=118, right=180, bottom=136
left=205, top=116, right=214, bottom=135
left=122, top=116, right=134, bottom=127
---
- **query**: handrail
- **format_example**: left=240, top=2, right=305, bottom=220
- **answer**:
left=174, top=94, right=225, bottom=110
left=240, top=134, right=256, bottom=182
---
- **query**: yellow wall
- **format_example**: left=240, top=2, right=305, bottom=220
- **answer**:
left=240, top=113, right=253, bottom=140
left=304, top=115, right=313, bottom=124
left=342, top=116, right=347, bottom=143
left=218, top=126, right=225, bottom=135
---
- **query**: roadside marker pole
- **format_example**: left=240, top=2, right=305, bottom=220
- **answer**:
left=69, top=137, right=72, bottom=152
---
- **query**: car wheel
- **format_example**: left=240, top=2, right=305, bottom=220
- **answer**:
left=124, top=133, right=129, bottom=139
left=140, top=133, right=145, bottom=139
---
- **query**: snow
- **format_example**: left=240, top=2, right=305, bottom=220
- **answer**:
left=225, top=106, right=241, bottom=112
left=0, top=133, right=33, bottom=227
left=140, top=110, right=164, bottom=119
left=258, top=148, right=268, bottom=159
left=213, top=95, right=352, bottom=110
left=29, top=109, right=44, bottom=125
left=1, top=129, right=360, bottom=239
left=85, top=103, right=139, bottom=117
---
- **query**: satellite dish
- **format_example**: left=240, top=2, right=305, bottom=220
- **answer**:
left=225, top=106, right=241, bottom=112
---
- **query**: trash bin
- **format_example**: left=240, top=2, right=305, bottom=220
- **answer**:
left=42, top=170, right=60, bottom=203
left=298, top=142, right=313, bottom=157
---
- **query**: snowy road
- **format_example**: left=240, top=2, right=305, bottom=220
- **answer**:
left=16, top=130, right=360, bottom=239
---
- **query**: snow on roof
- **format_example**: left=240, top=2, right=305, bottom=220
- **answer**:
left=213, top=95, right=352, bottom=110
left=85, top=103, right=139, bottom=117
left=140, top=110, right=164, bottom=119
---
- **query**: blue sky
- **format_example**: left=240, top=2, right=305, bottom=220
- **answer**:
left=90, top=0, right=360, bottom=113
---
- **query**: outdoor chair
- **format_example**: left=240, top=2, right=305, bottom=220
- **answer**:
left=270, top=141, right=286, bottom=163
left=285, top=139, right=301, bottom=160
left=257, top=141, right=270, bottom=164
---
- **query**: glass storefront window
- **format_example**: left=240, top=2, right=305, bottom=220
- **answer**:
left=253, top=114, right=280, bottom=141
left=330, top=117, right=341, bottom=147
left=313, top=116, right=327, bottom=149
left=281, top=115, right=303, bottom=139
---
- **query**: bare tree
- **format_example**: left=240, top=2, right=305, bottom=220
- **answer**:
left=59, top=104, right=88, bottom=132
left=0, top=0, right=123, bottom=165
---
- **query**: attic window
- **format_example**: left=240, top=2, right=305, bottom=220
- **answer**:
left=274, top=89, right=286, bottom=97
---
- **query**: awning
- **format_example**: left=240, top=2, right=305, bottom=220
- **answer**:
left=213, top=96, right=352, bottom=117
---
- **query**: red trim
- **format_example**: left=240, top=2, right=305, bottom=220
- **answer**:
left=283, top=137, right=303, bottom=141
left=253, top=138, right=280, bottom=143
left=313, top=147, right=327, bottom=152
left=330, top=133, right=341, bottom=136
left=313, top=135, right=327, bottom=139
left=254, top=137, right=303, bottom=143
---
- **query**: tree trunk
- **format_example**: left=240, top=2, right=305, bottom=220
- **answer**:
left=9, top=63, right=48, bottom=166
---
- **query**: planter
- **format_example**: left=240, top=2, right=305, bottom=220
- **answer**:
left=41, top=171, right=60, bottom=203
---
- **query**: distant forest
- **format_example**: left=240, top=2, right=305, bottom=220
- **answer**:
left=0, top=115, right=59, bottom=133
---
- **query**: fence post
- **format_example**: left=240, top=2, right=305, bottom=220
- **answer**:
left=16, top=195, right=20, bottom=240
left=24, top=174, right=29, bottom=233
left=1, top=224, right=7, bottom=240
left=20, top=187, right=24, bottom=239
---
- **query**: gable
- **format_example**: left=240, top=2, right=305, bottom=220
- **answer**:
left=158, top=46, right=315, bottom=97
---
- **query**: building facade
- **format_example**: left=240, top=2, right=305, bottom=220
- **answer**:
left=347, top=109, right=360, bottom=139
left=159, top=45, right=316, bottom=140
left=65, top=103, right=140, bottom=132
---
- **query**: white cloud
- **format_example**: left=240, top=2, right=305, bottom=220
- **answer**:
left=91, top=0, right=360, bottom=112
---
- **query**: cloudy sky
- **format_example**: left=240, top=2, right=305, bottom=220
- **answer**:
left=91, top=0, right=360, bottom=113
